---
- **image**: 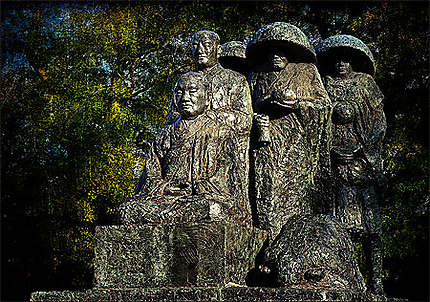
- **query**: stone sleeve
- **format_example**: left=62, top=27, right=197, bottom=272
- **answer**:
left=134, top=129, right=169, bottom=196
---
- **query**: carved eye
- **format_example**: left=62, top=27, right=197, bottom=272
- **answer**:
left=204, top=42, right=211, bottom=48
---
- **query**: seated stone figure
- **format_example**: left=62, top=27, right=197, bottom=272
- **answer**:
left=120, top=72, right=251, bottom=225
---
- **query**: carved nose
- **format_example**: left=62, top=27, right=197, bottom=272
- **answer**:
left=181, top=92, right=192, bottom=103
left=196, top=43, right=204, bottom=53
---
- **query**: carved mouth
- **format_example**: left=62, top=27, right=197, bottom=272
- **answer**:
left=180, top=102, right=193, bottom=109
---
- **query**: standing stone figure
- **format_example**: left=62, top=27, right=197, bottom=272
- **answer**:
left=166, top=30, right=253, bottom=211
left=316, top=35, right=387, bottom=295
left=120, top=72, right=251, bottom=224
left=247, top=22, right=332, bottom=240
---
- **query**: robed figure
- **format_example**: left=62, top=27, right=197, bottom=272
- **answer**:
left=316, top=34, right=387, bottom=295
left=247, top=22, right=332, bottom=240
left=120, top=72, right=251, bottom=225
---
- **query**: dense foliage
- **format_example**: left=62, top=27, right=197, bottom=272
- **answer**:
left=1, top=2, right=428, bottom=300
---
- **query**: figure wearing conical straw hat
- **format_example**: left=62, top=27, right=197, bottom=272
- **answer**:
left=316, top=34, right=386, bottom=295
left=247, top=22, right=332, bottom=241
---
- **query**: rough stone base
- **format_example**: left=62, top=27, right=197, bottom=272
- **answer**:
left=30, top=287, right=407, bottom=302
left=94, top=222, right=266, bottom=288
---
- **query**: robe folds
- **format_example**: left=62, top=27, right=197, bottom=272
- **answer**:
left=249, top=63, right=332, bottom=239
left=121, top=111, right=252, bottom=225
left=324, top=72, right=386, bottom=235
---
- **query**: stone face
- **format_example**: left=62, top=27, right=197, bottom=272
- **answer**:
left=125, top=31, right=254, bottom=226
left=121, top=70, right=253, bottom=225
left=30, top=27, right=396, bottom=302
left=259, top=215, right=367, bottom=292
left=30, top=287, right=406, bottom=302
left=93, top=222, right=266, bottom=288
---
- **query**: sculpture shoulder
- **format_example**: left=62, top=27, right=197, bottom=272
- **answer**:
left=350, top=72, right=373, bottom=84
left=353, top=72, right=384, bottom=107
left=297, top=62, right=319, bottom=71
left=287, top=62, right=319, bottom=74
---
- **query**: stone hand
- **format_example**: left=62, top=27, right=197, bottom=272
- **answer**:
left=271, top=89, right=297, bottom=108
left=254, top=113, right=270, bottom=128
left=254, top=114, right=271, bottom=146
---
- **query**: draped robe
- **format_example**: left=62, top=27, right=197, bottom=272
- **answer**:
left=249, top=63, right=332, bottom=239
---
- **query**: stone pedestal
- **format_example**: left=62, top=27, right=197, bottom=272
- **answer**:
left=94, top=222, right=266, bottom=288
left=30, top=287, right=406, bottom=302
left=29, top=222, right=405, bottom=302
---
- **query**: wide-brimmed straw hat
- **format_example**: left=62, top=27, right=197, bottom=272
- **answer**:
left=316, top=35, right=375, bottom=75
left=219, top=41, right=248, bottom=73
left=246, top=22, right=316, bottom=65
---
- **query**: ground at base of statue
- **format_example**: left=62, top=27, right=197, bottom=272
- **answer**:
left=30, top=287, right=407, bottom=302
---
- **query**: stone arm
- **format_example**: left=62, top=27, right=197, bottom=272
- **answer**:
left=206, top=75, right=253, bottom=135
left=230, top=75, right=254, bottom=132
left=294, top=64, right=332, bottom=184
left=134, top=128, right=174, bottom=197
left=359, top=74, right=386, bottom=172
left=293, top=65, right=334, bottom=213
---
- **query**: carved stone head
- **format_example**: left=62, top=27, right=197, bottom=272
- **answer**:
left=174, top=72, right=208, bottom=119
left=191, top=30, right=221, bottom=70
left=316, top=35, right=376, bottom=76
left=334, top=55, right=354, bottom=78
left=267, top=48, right=288, bottom=71
left=246, top=22, right=316, bottom=67
left=219, top=40, right=249, bottom=74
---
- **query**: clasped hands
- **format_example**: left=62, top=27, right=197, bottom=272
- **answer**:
left=270, top=88, right=297, bottom=109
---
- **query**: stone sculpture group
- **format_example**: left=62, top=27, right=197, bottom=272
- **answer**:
left=31, top=22, right=389, bottom=302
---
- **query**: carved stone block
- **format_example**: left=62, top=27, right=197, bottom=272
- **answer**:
left=93, top=222, right=266, bottom=288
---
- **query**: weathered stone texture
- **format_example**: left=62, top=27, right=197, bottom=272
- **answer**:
left=94, top=222, right=266, bottom=288
left=316, top=34, right=386, bottom=294
left=30, top=287, right=406, bottom=302
left=247, top=22, right=332, bottom=240
left=260, top=215, right=366, bottom=292
left=123, top=71, right=253, bottom=226
left=316, top=34, right=376, bottom=75
left=246, top=22, right=316, bottom=64
left=219, top=41, right=249, bottom=74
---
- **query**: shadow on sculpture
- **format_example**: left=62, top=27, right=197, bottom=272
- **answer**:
left=219, top=40, right=249, bottom=76
left=258, top=215, right=366, bottom=292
